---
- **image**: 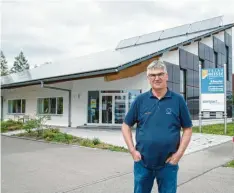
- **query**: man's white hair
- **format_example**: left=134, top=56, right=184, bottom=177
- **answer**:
left=147, top=59, right=167, bottom=75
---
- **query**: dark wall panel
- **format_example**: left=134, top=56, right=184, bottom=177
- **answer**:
left=193, top=55, right=199, bottom=71
left=205, top=46, right=210, bottom=61
left=193, top=71, right=199, bottom=87
left=186, top=69, right=194, bottom=86
left=186, top=52, right=194, bottom=70
left=179, top=49, right=187, bottom=69
left=199, top=42, right=205, bottom=60
left=167, top=81, right=173, bottom=91
left=173, top=65, right=180, bottom=84
left=165, top=62, right=173, bottom=82
left=173, top=83, right=180, bottom=94
left=193, top=87, right=199, bottom=120
left=218, top=53, right=222, bottom=66
left=229, top=46, right=232, bottom=58
left=186, top=86, right=194, bottom=120
left=213, top=37, right=218, bottom=52
left=209, top=48, right=214, bottom=62
left=204, top=60, right=209, bottom=68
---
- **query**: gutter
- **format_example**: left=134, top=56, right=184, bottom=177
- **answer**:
left=40, top=81, right=72, bottom=127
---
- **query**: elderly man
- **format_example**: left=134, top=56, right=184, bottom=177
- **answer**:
left=122, top=59, right=193, bottom=193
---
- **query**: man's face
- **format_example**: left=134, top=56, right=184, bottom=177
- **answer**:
left=147, top=68, right=168, bottom=90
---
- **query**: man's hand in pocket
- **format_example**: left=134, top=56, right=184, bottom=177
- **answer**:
left=130, top=149, right=141, bottom=162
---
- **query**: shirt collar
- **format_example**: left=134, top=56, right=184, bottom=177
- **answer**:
left=148, top=87, right=172, bottom=99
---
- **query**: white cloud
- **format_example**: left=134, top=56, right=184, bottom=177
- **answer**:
left=1, top=0, right=234, bottom=72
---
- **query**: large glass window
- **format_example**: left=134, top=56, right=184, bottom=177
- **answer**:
left=128, top=90, right=141, bottom=109
left=8, top=99, right=26, bottom=114
left=37, top=97, right=63, bottom=115
left=88, top=91, right=99, bottom=123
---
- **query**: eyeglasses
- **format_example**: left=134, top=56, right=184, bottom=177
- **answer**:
left=148, top=72, right=165, bottom=79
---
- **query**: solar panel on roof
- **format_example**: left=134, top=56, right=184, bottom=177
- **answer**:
left=135, top=30, right=163, bottom=45
left=188, top=16, right=222, bottom=33
left=160, top=24, right=190, bottom=39
left=116, top=36, right=139, bottom=49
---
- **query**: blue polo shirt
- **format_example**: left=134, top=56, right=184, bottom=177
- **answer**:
left=124, top=88, right=192, bottom=169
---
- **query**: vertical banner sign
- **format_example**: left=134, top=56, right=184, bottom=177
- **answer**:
left=201, top=68, right=224, bottom=112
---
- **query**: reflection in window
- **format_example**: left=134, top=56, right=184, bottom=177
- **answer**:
left=88, top=91, right=99, bottom=123
left=180, top=69, right=186, bottom=99
left=37, top=97, right=63, bottom=115
left=128, top=90, right=141, bottom=109
left=8, top=99, right=26, bottom=114
left=199, top=60, right=204, bottom=69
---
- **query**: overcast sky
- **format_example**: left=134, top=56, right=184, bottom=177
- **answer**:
left=1, top=0, right=234, bottom=72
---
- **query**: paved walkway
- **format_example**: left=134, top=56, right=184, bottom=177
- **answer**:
left=3, top=126, right=232, bottom=155
left=59, top=127, right=232, bottom=155
left=2, top=136, right=234, bottom=193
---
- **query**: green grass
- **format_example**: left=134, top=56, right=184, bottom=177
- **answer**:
left=192, top=122, right=234, bottom=136
left=1, top=120, right=23, bottom=133
left=15, top=128, right=129, bottom=153
left=225, top=160, right=234, bottom=168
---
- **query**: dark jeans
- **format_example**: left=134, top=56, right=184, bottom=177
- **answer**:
left=134, top=160, right=179, bottom=193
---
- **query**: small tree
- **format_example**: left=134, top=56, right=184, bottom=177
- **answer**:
left=10, top=51, right=30, bottom=73
left=0, top=51, right=9, bottom=76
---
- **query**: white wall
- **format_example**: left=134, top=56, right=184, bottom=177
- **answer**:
left=200, top=36, right=213, bottom=48
left=161, top=50, right=179, bottom=65
left=180, top=41, right=198, bottom=55
left=2, top=81, right=72, bottom=127
left=2, top=72, right=150, bottom=127
left=214, top=31, right=224, bottom=42
left=225, top=28, right=232, bottom=36
left=71, top=72, right=149, bottom=126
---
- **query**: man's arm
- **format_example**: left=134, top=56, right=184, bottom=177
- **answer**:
left=166, top=127, right=192, bottom=164
left=177, top=127, right=192, bottom=155
left=122, top=122, right=141, bottom=161
left=121, top=122, right=135, bottom=153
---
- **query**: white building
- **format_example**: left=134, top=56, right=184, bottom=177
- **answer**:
left=1, top=16, right=233, bottom=127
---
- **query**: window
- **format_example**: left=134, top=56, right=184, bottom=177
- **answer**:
left=8, top=99, right=26, bottom=114
left=214, top=51, right=218, bottom=68
left=199, top=59, right=204, bottom=69
left=87, top=91, right=99, bottom=123
left=180, top=69, right=186, bottom=99
left=37, top=97, right=63, bottom=115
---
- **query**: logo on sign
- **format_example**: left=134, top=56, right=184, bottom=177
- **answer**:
left=202, top=70, right=208, bottom=79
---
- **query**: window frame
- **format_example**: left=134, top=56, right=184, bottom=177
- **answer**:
left=37, top=97, right=63, bottom=115
left=7, top=99, right=26, bottom=114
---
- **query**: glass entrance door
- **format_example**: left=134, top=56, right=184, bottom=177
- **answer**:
left=101, top=95, right=113, bottom=124
left=114, top=95, right=127, bottom=124
left=100, top=93, right=128, bottom=125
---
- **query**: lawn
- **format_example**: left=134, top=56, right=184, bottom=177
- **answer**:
left=192, top=122, right=234, bottom=136
left=15, top=128, right=129, bottom=153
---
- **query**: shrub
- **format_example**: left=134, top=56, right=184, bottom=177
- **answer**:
left=93, top=137, right=101, bottom=145
left=23, top=119, right=38, bottom=133
left=43, top=129, right=56, bottom=140
left=80, top=138, right=94, bottom=147
left=1, top=119, right=23, bottom=132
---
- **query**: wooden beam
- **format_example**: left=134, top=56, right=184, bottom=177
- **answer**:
left=104, top=56, right=160, bottom=81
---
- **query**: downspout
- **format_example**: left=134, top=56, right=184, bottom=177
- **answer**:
left=40, top=81, right=72, bottom=127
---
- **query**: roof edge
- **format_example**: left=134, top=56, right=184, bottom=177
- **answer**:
left=1, top=23, right=234, bottom=89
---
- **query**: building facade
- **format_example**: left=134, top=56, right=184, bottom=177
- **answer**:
left=1, top=17, right=233, bottom=127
